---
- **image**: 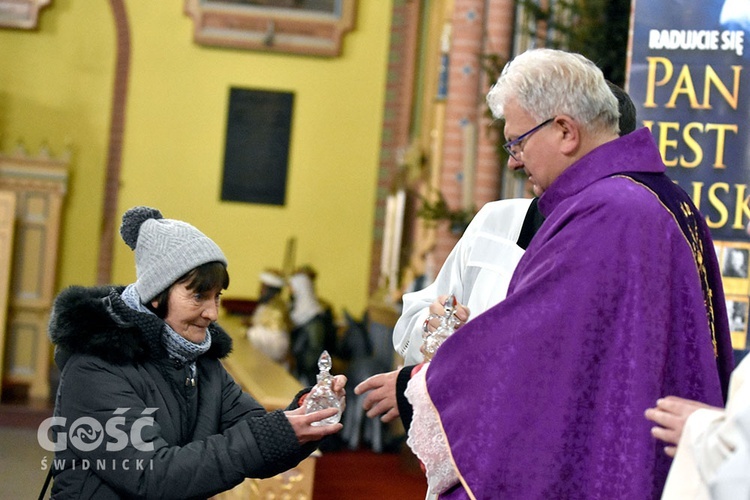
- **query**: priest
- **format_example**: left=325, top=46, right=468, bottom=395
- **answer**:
left=405, top=48, right=735, bottom=499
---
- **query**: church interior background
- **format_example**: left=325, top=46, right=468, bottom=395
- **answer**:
left=0, top=0, right=746, bottom=497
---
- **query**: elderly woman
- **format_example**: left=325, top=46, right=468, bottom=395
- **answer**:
left=47, top=206, right=345, bottom=499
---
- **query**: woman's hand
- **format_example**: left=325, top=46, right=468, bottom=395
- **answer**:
left=331, top=374, right=347, bottom=413
left=331, top=375, right=347, bottom=413
left=644, top=396, right=721, bottom=457
left=285, top=374, right=347, bottom=445
left=285, top=407, right=343, bottom=444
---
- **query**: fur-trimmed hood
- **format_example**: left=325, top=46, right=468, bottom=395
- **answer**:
left=49, top=285, right=233, bottom=370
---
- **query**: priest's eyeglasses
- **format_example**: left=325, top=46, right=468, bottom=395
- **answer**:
left=503, top=117, right=554, bottom=161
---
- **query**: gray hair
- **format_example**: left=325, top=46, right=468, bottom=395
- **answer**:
left=487, top=48, right=619, bottom=135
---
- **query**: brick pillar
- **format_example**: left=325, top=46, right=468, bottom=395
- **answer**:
left=476, top=0, right=515, bottom=206
left=433, top=0, right=487, bottom=267
left=432, top=0, right=516, bottom=269
left=368, top=0, right=421, bottom=295
left=368, top=1, right=518, bottom=293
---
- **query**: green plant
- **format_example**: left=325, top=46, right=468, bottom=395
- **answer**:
left=516, top=0, right=630, bottom=86
left=415, top=189, right=475, bottom=234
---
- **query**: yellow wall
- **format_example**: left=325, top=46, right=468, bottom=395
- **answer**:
left=0, top=0, right=392, bottom=317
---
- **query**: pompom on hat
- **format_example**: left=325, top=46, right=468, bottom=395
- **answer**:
left=120, top=206, right=228, bottom=303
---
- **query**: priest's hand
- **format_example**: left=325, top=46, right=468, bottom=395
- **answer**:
left=421, top=295, right=470, bottom=335
left=644, top=396, right=721, bottom=456
left=354, top=370, right=400, bottom=422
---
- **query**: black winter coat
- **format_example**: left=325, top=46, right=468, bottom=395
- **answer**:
left=47, top=285, right=315, bottom=499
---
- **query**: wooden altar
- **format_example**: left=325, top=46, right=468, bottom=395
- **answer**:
left=0, top=149, right=68, bottom=402
left=0, top=191, right=16, bottom=402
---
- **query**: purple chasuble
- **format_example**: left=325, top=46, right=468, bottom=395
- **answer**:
left=425, top=128, right=734, bottom=500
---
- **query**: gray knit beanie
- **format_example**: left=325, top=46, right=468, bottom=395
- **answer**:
left=120, top=206, right=228, bottom=303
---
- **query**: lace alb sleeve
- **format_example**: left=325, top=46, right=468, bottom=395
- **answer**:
left=405, top=364, right=459, bottom=495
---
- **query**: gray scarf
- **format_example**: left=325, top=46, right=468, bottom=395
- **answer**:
left=120, top=284, right=212, bottom=370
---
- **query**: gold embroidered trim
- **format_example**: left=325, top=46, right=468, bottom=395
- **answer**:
left=615, top=175, right=718, bottom=357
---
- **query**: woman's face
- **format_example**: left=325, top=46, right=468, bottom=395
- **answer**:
left=154, top=282, right=222, bottom=343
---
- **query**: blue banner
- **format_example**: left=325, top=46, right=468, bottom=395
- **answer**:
left=627, top=0, right=750, bottom=353
left=628, top=0, right=750, bottom=240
